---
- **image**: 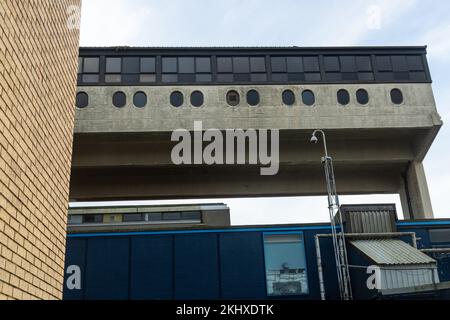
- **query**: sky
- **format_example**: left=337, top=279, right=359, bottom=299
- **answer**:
left=74, top=0, right=450, bottom=225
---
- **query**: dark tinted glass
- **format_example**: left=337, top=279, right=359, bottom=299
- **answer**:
left=376, top=56, right=392, bottom=71
left=82, top=74, right=99, bottom=83
left=190, top=91, right=204, bottom=107
left=282, top=90, right=295, bottom=106
left=251, top=73, right=267, bottom=82
left=105, top=74, right=121, bottom=83
left=340, top=56, right=357, bottom=72
left=147, top=212, right=162, bottom=221
left=75, top=92, right=89, bottom=108
left=162, top=57, right=177, bottom=73
left=286, top=57, right=303, bottom=72
left=181, top=212, right=202, bottom=220
left=112, top=91, right=127, bottom=108
left=106, top=57, right=121, bottom=73
left=162, top=74, right=178, bottom=82
left=170, top=91, right=184, bottom=107
left=178, top=57, right=195, bottom=73
left=390, top=89, right=403, bottom=104
left=83, top=57, right=99, bottom=73
left=356, top=89, right=369, bottom=105
left=233, top=57, right=250, bottom=73
left=356, top=56, right=372, bottom=71
left=391, top=56, right=409, bottom=72
left=303, top=56, right=319, bottom=72
left=163, top=212, right=181, bottom=220
left=217, top=57, right=232, bottom=72
left=83, top=214, right=103, bottom=223
left=337, top=89, right=350, bottom=105
left=217, top=74, right=233, bottom=82
left=196, top=57, right=211, bottom=73
left=406, top=56, right=424, bottom=71
left=250, top=57, right=266, bottom=72
left=246, top=90, right=260, bottom=106
left=195, top=74, right=212, bottom=82
left=123, top=57, right=140, bottom=74
left=271, top=57, right=286, bottom=72
left=301, top=90, right=315, bottom=106
left=140, top=57, right=156, bottom=73
left=140, top=74, right=156, bottom=82
left=324, top=56, right=340, bottom=72
left=133, top=91, right=147, bottom=108
left=123, top=214, right=143, bottom=222
left=226, top=90, right=240, bottom=106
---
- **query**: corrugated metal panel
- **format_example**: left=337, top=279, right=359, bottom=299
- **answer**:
left=379, top=266, right=440, bottom=291
left=338, top=204, right=397, bottom=233
left=351, top=239, right=436, bottom=265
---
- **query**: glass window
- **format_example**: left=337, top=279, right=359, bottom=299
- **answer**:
left=337, top=89, right=350, bottom=105
left=233, top=57, right=250, bottom=73
left=286, top=57, right=303, bottom=72
left=133, top=91, right=147, bottom=108
left=196, top=57, right=211, bottom=73
left=264, top=233, right=309, bottom=296
left=105, top=74, right=121, bottom=83
left=301, top=90, right=315, bottom=106
left=123, top=57, right=140, bottom=74
left=170, top=91, right=184, bottom=107
left=162, top=74, right=178, bottom=83
left=196, top=74, right=212, bottom=82
left=68, top=215, right=83, bottom=225
left=282, top=90, right=295, bottom=106
left=140, top=57, right=156, bottom=73
left=324, top=56, right=340, bottom=72
left=146, top=212, right=163, bottom=221
left=339, top=56, right=357, bottom=72
left=83, top=214, right=103, bottom=223
left=376, top=56, right=392, bottom=71
left=112, top=91, right=126, bottom=108
left=246, top=90, right=260, bottom=106
left=356, top=89, right=369, bottom=105
left=190, top=91, right=204, bottom=107
left=181, top=211, right=202, bottom=220
left=123, top=214, right=143, bottom=222
left=83, top=57, right=99, bottom=73
left=82, top=74, right=99, bottom=83
left=106, top=57, right=121, bottom=73
left=217, top=57, right=233, bottom=73
left=390, top=88, right=403, bottom=105
left=271, top=57, right=287, bottom=73
left=226, top=90, right=240, bottom=106
left=429, top=229, right=450, bottom=243
left=391, top=55, right=409, bottom=72
left=251, top=73, right=267, bottom=82
left=303, top=56, right=319, bottom=72
left=178, top=57, right=195, bottom=74
left=140, top=74, right=156, bottom=83
left=250, top=57, right=266, bottom=72
left=162, top=57, right=177, bottom=73
left=356, top=56, right=372, bottom=71
left=75, top=92, right=89, bottom=108
left=406, top=55, right=424, bottom=71
left=217, top=74, right=233, bottom=82
left=163, top=212, right=181, bottom=220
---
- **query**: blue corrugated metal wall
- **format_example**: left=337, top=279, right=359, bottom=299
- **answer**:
left=63, top=222, right=450, bottom=300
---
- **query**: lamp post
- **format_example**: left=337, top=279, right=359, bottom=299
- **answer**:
left=310, top=130, right=352, bottom=300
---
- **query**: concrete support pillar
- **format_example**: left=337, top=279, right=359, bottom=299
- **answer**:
left=399, top=161, right=434, bottom=220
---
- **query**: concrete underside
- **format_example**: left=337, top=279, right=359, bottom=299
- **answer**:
left=70, top=83, right=442, bottom=220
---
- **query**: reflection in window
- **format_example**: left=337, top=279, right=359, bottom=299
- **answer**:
left=301, top=90, right=315, bottom=106
left=264, top=233, right=309, bottom=296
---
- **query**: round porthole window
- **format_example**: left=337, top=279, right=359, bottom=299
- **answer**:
left=301, top=90, right=315, bottom=106
left=390, top=89, right=404, bottom=105
left=246, top=90, right=260, bottom=106
left=226, top=90, right=240, bottom=106
left=337, top=89, right=350, bottom=106
left=133, top=91, right=147, bottom=108
left=282, top=90, right=295, bottom=106
left=112, top=91, right=126, bottom=108
left=170, top=91, right=184, bottom=107
left=356, top=89, right=369, bottom=105
left=75, top=92, right=89, bottom=108
left=190, top=91, right=204, bottom=107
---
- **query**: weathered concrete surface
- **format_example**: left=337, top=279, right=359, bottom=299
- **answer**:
left=71, top=83, right=442, bottom=220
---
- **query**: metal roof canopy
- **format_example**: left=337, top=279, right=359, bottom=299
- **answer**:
left=351, top=239, right=436, bottom=265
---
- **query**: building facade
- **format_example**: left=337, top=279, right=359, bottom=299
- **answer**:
left=0, top=1, right=81, bottom=299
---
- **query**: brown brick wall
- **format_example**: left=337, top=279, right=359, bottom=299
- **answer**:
left=0, top=0, right=81, bottom=300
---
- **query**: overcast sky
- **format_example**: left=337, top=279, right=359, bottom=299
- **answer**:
left=75, top=0, right=450, bottom=225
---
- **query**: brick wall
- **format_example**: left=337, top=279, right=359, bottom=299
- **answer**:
left=0, top=0, right=81, bottom=299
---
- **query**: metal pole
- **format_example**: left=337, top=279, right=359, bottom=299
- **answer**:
left=315, top=235, right=326, bottom=300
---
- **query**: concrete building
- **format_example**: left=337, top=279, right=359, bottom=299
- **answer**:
left=0, top=1, right=81, bottom=299
left=72, top=46, right=441, bottom=220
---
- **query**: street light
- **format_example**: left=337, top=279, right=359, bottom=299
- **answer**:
left=310, top=129, right=352, bottom=300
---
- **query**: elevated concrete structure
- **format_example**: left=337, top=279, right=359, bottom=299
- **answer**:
left=71, top=47, right=442, bottom=220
